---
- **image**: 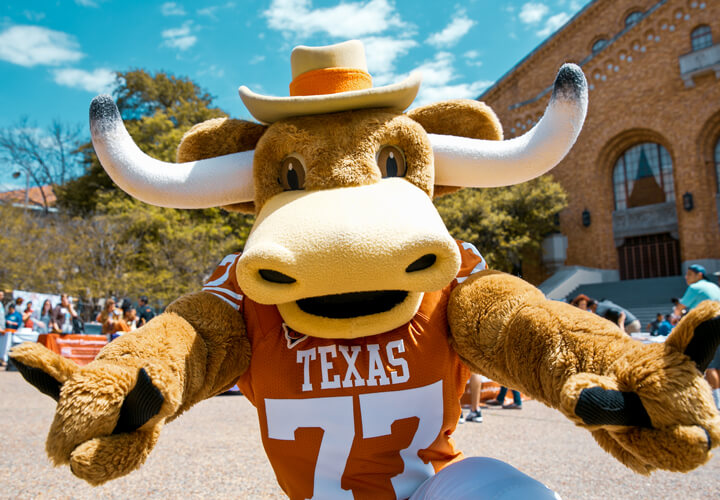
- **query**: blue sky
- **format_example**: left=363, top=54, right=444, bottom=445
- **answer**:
left=0, top=0, right=590, bottom=190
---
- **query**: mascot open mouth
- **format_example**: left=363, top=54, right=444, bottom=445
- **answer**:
left=297, top=291, right=408, bottom=318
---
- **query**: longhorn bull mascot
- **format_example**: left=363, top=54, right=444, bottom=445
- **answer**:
left=11, top=41, right=720, bottom=499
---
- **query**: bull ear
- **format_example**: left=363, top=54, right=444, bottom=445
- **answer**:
left=407, top=100, right=503, bottom=198
left=177, top=117, right=267, bottom=213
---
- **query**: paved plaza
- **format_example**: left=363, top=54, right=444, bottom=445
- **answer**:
left=2, top=371, right=719, bottom=499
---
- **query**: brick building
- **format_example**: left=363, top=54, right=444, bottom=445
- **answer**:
left=480, top=0, right=720, bottom=282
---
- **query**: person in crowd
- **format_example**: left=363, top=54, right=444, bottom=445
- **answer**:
left=460, top=373, right=484, bottom=423
left=22, top=303, right=34, bottom=329
left=670, top=298, right=684, bottom=325
left=97, top=299, right=121, bottom=335
left=5, top=303, right=22, bottom=330
left=32, top=299, right=53, bottom=334
left=589, top=298, right=641, bottom=334
left=0, top=291, right=5, bottom=368
left=675, top=264, right=720, bottom=410
left=647, top=313, right=664, bottom=335
left=50, top=293, right=78, bottom=334
left=486, top=386, right=523, bottom=410
left=10, top=296, right=24, bottom=316
left=137, top=295, right=155, bottom=326
left=674, top=265, right=720, bottom=314
left=0, top=290, right=5, bottom=332
left=656, top=314, right=674, bottom=336
left=570, top=294, right=591, bottom=311
left=123, top=307, right=139, bottom=331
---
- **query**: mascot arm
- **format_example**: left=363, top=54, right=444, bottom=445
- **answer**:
left=448, top=270, right=720, bottom=474
left=9, top=291, right=250, bottom=485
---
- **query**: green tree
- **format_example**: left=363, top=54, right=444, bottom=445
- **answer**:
left=435, top=176, right=567, bottom=274
left=56, top=69, right=226, bottom=214
left=9, top=69, right=256, bottom=308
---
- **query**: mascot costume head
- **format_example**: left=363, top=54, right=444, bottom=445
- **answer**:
left=11, top=40, right=720, bottom=499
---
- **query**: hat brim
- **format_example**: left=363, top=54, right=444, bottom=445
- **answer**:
left=239, top=72, right=422, bottom=124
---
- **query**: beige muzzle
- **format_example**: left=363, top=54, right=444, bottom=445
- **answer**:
left=236, top=178, right=461, bottom=306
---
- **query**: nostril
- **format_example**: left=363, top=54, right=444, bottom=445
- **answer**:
left=259, top=269, right=297, bottom=284
left=405, top=254, right=437, bottom=273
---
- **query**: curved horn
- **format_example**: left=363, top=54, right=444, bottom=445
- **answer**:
left=89, top=95, right=254, bottom=208
left=431, top=63, right=588, bottom=188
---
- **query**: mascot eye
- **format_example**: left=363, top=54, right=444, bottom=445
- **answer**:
left=278, top=155, right=306, bottom=191
left=377, top=146, right=406, bottom=178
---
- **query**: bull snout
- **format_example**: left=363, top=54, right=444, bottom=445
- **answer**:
left=235, top=178, right=461, bottom=307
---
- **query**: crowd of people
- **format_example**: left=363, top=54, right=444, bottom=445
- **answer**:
left=94, top=295, right=155, bottom=338
left=0, top=291, right=80, bottom=335
left=570, top=263, right=720, bottom=410
left=0, top=292, right=156, bottom=369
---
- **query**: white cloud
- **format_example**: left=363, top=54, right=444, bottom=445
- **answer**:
left=52, top=67, right=115, bottom=93
left=427, top=13, right=475, bottom=48
left=537, top=12, right=570, bottom=37
left=463, top=50, right=483, bottom=67
left=519, top=2, right=549, bottom=24
left=264, top=0, right=406, bottom=38
left=162, top=2, right=186, bottom=16
left=197, top=2, right=236, bottom=19
left=405, top=52, right=492, bottom=107
left=0, top=25, right=84, bottom=67
left=198, top=64, right=225, bottom=78
left=161, top=22, right=197, bottom=50
left=249, top=55, right=266, bottom=64
left=75, top=0, right=99, bottom=6
left=23, top=10, right=46, bottom=22
left=361, top=36, right=417, bottom=83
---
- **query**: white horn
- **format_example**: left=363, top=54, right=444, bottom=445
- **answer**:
left=89, top=95, right=254, bottom=208
left=432, top=64, right=588, bottom=188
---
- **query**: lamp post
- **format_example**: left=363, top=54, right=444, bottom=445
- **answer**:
left=11, top=170, right=29, bottom=210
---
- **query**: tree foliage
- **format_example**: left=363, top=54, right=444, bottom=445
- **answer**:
left=56, top=69, right=226, bottom=214
left=435, top=176, right=568, bottom=274
left=1, top=69, right=253, bottom=309
left=0, top=200, right=250, bottom=307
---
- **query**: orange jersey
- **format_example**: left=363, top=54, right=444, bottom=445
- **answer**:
left=203, top=241, right=486, bottom=500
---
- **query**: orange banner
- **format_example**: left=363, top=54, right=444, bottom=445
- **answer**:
left=38, top=334, right=107, bottom=366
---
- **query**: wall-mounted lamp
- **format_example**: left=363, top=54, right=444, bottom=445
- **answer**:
left=682, top=192, right=694, bottom=211
left=581, top=209, right=591, bottom=227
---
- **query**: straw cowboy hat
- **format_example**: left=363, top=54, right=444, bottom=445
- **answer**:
left=239, top=40, right=422, bottom=124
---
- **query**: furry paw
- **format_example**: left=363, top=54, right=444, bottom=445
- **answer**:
left=11, top=344, right=173, bottom=484
left=560, top=301, right=720, bottom=473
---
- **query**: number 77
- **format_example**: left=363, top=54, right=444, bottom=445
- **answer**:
left=265, top=381, right=444, bottom=499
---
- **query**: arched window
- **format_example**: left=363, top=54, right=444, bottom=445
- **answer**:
left=691, top=25, right=713, bottom=51
left=613, top=142, right=674, bottom=210
left=625, top=11, right=643, bottom=27
left=592, top=38, right=608, bottom=53
left=715, top=138, right=720, bottom=193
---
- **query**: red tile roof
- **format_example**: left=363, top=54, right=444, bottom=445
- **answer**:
left=0, top=185, right=56, bottom=207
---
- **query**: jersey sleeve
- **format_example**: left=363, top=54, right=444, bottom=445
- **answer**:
left=454, top=240, right=487, bottom=284
left=202, top=253, right=245, bottom=313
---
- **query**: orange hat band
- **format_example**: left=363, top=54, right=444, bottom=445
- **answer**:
left=289, top=67, right=373, bottom=97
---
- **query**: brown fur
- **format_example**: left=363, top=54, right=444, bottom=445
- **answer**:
left=448, top=270, right=720, bottom=473
left=174, top=100, right=503, bottom=211
left=11, top=292, right=250, bottom=485
left=12, top=87, right=720, bottom=488
left=177, top=118, right=267, bottom=213
left=407, top=100, right=503, bottom=197
left=253, top=109, right=434, bottom=210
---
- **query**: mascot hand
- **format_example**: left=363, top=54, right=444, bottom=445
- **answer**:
left=10, top=343, right=175, bottom=485
left=559, top=300, right=720, bottom=474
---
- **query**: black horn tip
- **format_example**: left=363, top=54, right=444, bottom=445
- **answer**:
left=551, top=63, right=587, bottom=102
left=89, top=94, right=121, bottom=132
